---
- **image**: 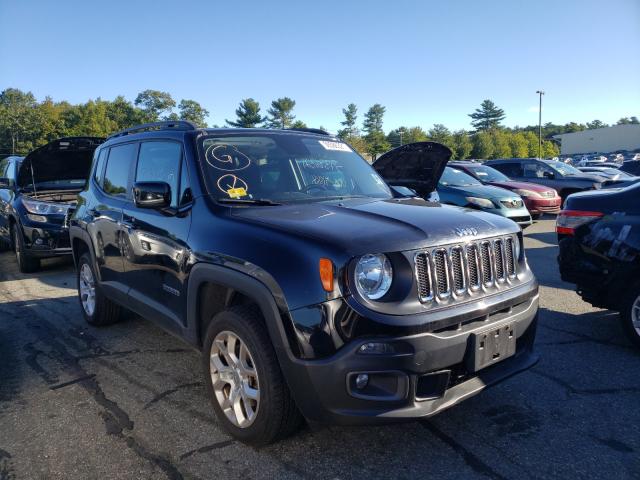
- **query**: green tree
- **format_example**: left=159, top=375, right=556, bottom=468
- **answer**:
left=0, top=88, right=41, bottom=154
left=106, top=95, right=145, bottom=129
left=524, top=131, right=540, bottom=157
left=337, top=103, right=358, bottom=139
left=490, top=129, right=512, bottom=159
left=469, top=99, right=506, bottom=131
left=509, top=132, right=529, bottom=158
left=586, top=119, right=607, bottom=130
left=386, top=127, right=408, bottom=148
left=362, top=104, right=390, bottom=159
left=178, top=99, right=209, bottom=127
left=344, top=135, right=368, bottom=157
left=617, top=116, right=639, bottom=125
left=451, top=130, right=473, bottom=159
left=290, top=120, right=307, bottom=129
left=428, top=124, right=453, bottom=148
left=226, top=98, right=265, bottom=128
left=405, top=126, right=428, bottom=144
left=266, top=97, right=296, bottom=129
left=471, top=131, right=494, bottom=159
left=542, top=140, right=559, bottom=158
left=134, top=89, right=176, bottom=121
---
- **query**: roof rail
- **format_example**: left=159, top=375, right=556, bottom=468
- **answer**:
left=286, top=127, right=330, bottom=136
left=107, top=120, right=198, bottom=139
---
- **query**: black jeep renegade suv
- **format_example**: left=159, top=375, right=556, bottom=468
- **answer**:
left=69, top=121, right=539, bottom=445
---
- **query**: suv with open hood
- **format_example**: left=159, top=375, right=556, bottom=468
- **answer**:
left=69, top=122, right=539, bottom=445
left=0, top=137, right=103, bottom=272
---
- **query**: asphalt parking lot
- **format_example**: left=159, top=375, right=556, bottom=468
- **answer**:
left=1, top=218, right=639, bottom=480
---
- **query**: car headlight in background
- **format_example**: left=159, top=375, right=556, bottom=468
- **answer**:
left=465, top=196, right=495, bottom=209
left=22, top=198, right=70, bottom=215
left=513, top=189, right=541, bottom=198
left=354, top=254, right=393, bottom=300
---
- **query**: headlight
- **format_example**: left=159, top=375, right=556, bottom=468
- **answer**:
left=22, top=198, right=70, bottom=215
left=354, top=254, right=393, bottom=300
left=465, top=196, right=495, bottom=209
left=513, top=189, right=541, bottom=198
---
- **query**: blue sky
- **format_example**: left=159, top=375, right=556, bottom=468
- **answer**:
left=1, top=0, right=638, bottom=132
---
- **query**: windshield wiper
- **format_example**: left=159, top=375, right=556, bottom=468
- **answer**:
left=216, top=198, right=282, bottom=206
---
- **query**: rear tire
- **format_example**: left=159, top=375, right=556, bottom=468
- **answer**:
left=11, top=224, right=40, bottom=273
left=202, top=304, right=303, bottom=446
left=620, top=284, right=640, bottom=349
left=77, top=252, right=121, bottom=326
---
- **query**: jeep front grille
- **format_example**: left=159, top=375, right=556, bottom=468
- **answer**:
left=414, top=235, right=518, bottom=303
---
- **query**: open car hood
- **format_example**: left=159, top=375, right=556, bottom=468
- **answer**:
left=373, top=142, right=451, bottom=198
left=18, top=137, right=104, bottom=188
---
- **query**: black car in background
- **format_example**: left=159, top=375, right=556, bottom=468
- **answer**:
left=486, top=158, right=608, bottom=200
left=557, top=182, right=640, bottom=347
left=69, top=123, right=539, bottom=445
left=0, top=137, right=103, bottom=272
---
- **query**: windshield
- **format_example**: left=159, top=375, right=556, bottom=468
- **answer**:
left=547, top=161, right=582, bottom=176
left=197, top=133, right=391, bottom=203
left=439, top=167, right=482, bottom=187
left=468, top=165, right=510, bottom=182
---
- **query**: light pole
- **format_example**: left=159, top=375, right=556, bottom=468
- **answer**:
left=536, top=90, right=545, bottom=159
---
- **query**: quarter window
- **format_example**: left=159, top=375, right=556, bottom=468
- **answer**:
left=136, top=142, right=182, bottom=208
left=93, top=149, right=108, bottom=187
left=103, top=143, right=137, bottom=198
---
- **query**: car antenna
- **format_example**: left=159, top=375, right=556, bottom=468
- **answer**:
left=29, top=159, right=38, bottom=198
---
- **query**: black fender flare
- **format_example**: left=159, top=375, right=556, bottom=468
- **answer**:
left=186, top=262, right=296, bottom=361
left=69, top=226, right=100, bottom=279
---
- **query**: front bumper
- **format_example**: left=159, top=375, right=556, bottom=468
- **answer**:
left=497, top=207, right=533, bottom=227
left=283, top=292, right=539, bottom=425
left=20, top=221, right=72, bottom=258
left=525, top=196, right=561, bottom=215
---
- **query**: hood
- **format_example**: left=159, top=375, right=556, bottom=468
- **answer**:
left=487, top=180, right=553, bottom=193
left=441, top=183, right=519, bottom=199
left=18, top=137, right=104, bottom=188
left=230, top=197, right=520, bottom=255
left=373, top=142, right=451, bottom=198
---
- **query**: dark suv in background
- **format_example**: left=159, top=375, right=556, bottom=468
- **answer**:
left=69, top=122, right=539, bottom=445
left=0, top=137, right=103, bottom=272
left=486, top=158, right=608, bottom=200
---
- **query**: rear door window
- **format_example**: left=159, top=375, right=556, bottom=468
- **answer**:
left=103, top=143, right=137, bottom=198
left=493, top=162, right=522, bottom=177
left=93, top=149, right=108, bottom=187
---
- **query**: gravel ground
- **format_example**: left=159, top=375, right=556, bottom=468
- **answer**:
left=1, top=218, right=639, bottom=480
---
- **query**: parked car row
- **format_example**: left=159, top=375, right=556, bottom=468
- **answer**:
left=1, top=125, right=635, bottom=447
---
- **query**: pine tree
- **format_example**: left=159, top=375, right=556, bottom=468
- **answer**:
left=469, top=99, right=506, bottom=131
left=226, top=98, right=265, bottom=128
left=337, top=103, right=358, bottom=139
left=362, top=104, right=390, bottom=159
left=266, top=97, right=296, bottom=129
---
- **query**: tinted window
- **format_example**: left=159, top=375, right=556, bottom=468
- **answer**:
left=93, top=149, right=108, bottom=187
left=523, top=161, right=553, bottom=179
left=178, top=157, right=192, bottom=206
left=104, top=143, right=137, bottom=198
left=492, top=162, right=522, bottom=177
left=136, top=142, right=182, bottom=208
left=0, top=159, right=8, bottom=178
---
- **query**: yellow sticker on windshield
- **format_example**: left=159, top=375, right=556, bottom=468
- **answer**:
left=227, top=187, right=247, bottom=198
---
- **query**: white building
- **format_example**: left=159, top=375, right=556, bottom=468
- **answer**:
left=553, top=124, right=640, bottom=155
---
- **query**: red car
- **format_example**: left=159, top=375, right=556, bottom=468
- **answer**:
left=450, top=161, right=561, bottom=218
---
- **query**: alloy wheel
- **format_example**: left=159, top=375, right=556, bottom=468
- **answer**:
left=79, top=263, right=96, bottom=316
left=210, top=330, right=260, bottom=428
left=632, top=294, right=640, bottom=336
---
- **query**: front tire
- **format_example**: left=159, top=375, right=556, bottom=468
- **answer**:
left=77, top=252, right=121, bottom=326
left=202, top=305, right=302, bottom=446
left=11, top=224, right=39, bottom=273
left=620, top=284, right=640, bottom=349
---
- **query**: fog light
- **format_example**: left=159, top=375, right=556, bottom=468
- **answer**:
left=34, top=238, right=44, bottom=245
left=355, top=374, right=369, bottom=389
left=27, top=214, right=47, bottom=223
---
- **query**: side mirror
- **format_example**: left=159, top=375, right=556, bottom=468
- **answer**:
left=0, top=177, right=12, bottom=189
left=543, top=171, right=555, bottom=179
left=133, top=182, right=171, bottom=209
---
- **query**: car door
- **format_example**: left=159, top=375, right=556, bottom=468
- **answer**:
left=121, top=140, right=193, bottom=333
left=87, top=143, right=137, bottom=302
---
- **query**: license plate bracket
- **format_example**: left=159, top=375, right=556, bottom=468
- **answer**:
left=466, top=322, right=516, bottom=373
